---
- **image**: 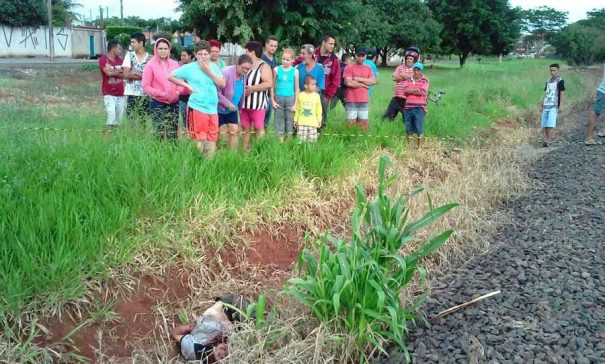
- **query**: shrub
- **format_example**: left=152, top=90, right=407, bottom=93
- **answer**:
left=284, top=156, right=458, bottom=362
left=105, top=26, right=142, bottom=40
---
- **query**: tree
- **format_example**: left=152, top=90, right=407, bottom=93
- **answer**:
left=52, top=0, right=83, bottom=26
left=520, top=6, right=568, bottom=54
left=0, top=0, right=46, bottom=27
left=357, top=0, right=441, bottom=66
left=552, top=8, right=605, bottom=65
left=178, top=0, right=362, bottom=47
left=427, top=0, right=521, bottom=67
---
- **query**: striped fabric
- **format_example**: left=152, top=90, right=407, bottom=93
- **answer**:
left=393, top=65, right=414, bottom=98
left=243, top=61, right=268, bottom=110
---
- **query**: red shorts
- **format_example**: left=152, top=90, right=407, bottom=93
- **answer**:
left=187, top=108, right=219, bottom=142
left=240, top=108, right=266, bottom=129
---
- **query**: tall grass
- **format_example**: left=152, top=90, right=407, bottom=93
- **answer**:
left=0, top=59, right=588, bottom=316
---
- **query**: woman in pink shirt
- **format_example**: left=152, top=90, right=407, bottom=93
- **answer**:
left=142, top=38, right=181, bottom=141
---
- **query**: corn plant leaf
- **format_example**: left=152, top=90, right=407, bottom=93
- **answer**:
left=403, top=203, right=459, bottom=234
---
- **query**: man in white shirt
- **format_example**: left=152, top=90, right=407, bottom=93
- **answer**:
left=122, top=32, right=152, bottom=122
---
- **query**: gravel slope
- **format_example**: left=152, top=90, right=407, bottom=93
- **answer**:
left=406, top=116, right=605, bottom=363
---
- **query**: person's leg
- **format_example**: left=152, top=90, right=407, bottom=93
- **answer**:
left=264, top=97, right=273, bottom=129
left=403, top=109, right=414, bottom=147
left=358, top=103, right=369, bottom=130
left=126, top=95, right=135, bottom=121
left=149, top=99, right=164, bottom=138
left=274, top=95, right=286, bottom=141
left=284, top=96, right=295, bottom=139
left=253, top=109, right=266, bottom=140
left=116, top=96, right=127, bottom=126
left=104, top=96, right=117, bottom=128
left=240, top=109, right=252, bottom=151
left=309, top=126, right=318, bottom=143
left=345, top=103, right=358, bottom=128
left=320, top=94, right=329, bottom=132
left=542, top=108, right=557, bottom=145
left=415, top=108, right=426, bottom=148
left=227, top=123, right=239, bottom=150
left=179, top=100, right=187, bottom=129
left=382, top=97, right=400, bottom=121
left=586, top=112, right=598, bottom=142
left=167, top=102, right=179, bottom=141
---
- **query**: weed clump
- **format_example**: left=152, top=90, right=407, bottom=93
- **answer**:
left=285, top=156, right=458, bottom=362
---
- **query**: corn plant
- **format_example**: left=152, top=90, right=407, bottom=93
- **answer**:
left=284, top=156, right=458, bottom=362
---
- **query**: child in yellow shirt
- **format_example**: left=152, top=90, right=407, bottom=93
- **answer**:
left=294, top=75, right=322, bottom=142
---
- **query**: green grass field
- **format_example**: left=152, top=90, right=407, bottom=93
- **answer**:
left=0, top=59, right=587, bottom=318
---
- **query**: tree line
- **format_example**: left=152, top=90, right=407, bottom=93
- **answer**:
left=1, top=1, right=603, bottom=66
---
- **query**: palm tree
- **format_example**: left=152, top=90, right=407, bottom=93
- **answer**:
left=52, top=0, right=83, bottom=26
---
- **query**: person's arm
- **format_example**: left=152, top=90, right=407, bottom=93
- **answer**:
left=558, top=80, right=565, bottom=112
left=357, top=75, right=377, bottom=86
left=315, top=95, right=322, bottom=127
left=170, top=322, right=196, bottom=342
left=271, top=66, right=279, bottom=108
left=326, top=60, right=341, bottom=97
left=168, top=73, right=195, bottom=94
left=317, top=68, right=326, bottom=93
left=246, top=64, right=272, bottom=94
left=121, top=56, right=132, bottom=80
left=392, top=68, right=402, bottom=81
left=344, top=77, right=366, bottom=89
left=199, top=61, right=226, bottom=88
left=100, top=58, right=123, bottom=77
left=293, top=94, right=301, bottom=126
left=292, top=69, right=300, bottom=112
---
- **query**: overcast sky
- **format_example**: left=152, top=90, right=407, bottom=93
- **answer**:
left=77, top=0, right=602, bottom=23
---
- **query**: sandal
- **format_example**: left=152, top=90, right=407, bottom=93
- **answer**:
left=584, top=139, right=599, bottom=145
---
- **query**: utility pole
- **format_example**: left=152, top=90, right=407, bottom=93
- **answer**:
left=120, top=0, right=124, bottom=20
left=47, top=0, right=55, bottom=61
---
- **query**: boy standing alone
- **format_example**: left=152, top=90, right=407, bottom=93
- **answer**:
left=541, top=63, right=565, bottom=147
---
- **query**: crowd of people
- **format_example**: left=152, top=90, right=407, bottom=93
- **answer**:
left=98, top=33, right=432, bottom=156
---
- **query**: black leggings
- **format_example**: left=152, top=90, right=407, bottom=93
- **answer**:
left=382, top=97, right=406, bottom=121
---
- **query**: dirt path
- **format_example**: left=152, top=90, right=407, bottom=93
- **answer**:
left=406, top=110, right=605, bottom=362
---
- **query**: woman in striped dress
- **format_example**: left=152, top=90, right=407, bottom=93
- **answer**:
left=240, top=41, right=273, bottom=151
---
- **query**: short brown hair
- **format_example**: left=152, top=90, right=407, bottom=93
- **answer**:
left=195, top=40, right=211, bottom=54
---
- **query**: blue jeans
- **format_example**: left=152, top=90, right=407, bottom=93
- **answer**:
left=149, top=99, right=179, bottom=141
left=404, top=108, right=426, bottom=135
left=264, top=96, right=273, bottom=128
left=179, top=95, right=190, bottom=128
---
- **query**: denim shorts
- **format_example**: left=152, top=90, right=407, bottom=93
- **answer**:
left=218, top=111, right=239, bottom=126
left=403, top=107, right=425, bottom=135
left=595, top=91, right=605, bottom=116
left=541, top=107, right=558, bottom=128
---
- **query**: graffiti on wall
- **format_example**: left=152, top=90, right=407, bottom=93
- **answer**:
left=0, top=25, right=72, bottom=56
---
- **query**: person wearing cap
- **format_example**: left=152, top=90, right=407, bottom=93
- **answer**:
left=343, top=47, right=377, bottom=130
left=401, top=62, right=429, bottom=148
left=363, top=48, right=380, bottom=97
left=296, top=44, right=326, bottom=100
left=171, top=294, right=251, bottom=362
left=383, top=46, right=419, bottom=121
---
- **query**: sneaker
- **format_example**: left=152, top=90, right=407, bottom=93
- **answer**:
left=584, top=139, right=598, bottom=146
